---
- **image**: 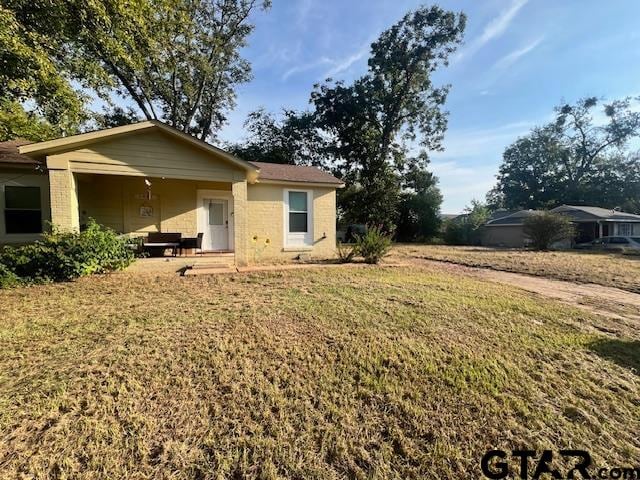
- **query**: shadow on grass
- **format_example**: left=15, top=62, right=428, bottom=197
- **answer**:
left=589, top=339, right=640, bottom=375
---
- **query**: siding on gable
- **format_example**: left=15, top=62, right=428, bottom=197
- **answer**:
left=51, top=130, right=246, bottom=182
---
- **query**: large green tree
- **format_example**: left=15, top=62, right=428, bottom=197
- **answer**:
left=395, top=154, right=443, bottom=241
left=74, top=0, right=269, bottom=140
left=0, top=0, right=268, bottom=141
left=0, top=2, right=88, bottom=138
left=228, top=108, right=328, bottom=165
left=491, top=97, right=640, bottom=212
left=312, top=5, right=466, bottom=230
left=231, top=5, right=464, bottom=232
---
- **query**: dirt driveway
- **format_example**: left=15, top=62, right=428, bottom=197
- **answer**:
left=413, top=258, right=640, bottom=334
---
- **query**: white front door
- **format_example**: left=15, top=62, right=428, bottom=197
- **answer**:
left=203, top=199, right=229, bottom=251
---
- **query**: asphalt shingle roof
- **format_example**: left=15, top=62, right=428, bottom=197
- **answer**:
left=486, top=210, right=542, bottom=226
left=249, top=161, right=343, bottom=185
left=551, top=205, right=640, bottom=221
left=0, top=139, right=39, bottom=165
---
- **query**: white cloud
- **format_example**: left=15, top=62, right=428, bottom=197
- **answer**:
left=431, top=120, right=537, bottom=161
left=281, top=44, right=370, bottom=81
left=455, top=0, right=529, bottom=62
left=492, top=36, right=544, bottom=70
left=322, top=46, right=369, bottom=78
left=282, top=57, right=333, bottom=80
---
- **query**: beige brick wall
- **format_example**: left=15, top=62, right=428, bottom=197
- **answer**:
left=246, top=183, right=336, bottom=261
left=77, top=175, right=230, bottom=236
left=59, top=173, right=338, bottom=264
left=49, top=168, right=79, bottom=232
left=232, top=180, right=249, bottom=266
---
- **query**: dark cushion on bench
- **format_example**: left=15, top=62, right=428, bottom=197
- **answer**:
left=145, top=232, right=181, bottom=244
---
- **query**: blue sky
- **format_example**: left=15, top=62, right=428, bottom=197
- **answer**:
left=214, top=1, right=640, bottom=212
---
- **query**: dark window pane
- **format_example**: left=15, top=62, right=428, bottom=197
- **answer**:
left=5, top=210, right=42, bottom=233
left=5, top=186, right=40, bottom=209
left=289, top=212, right=307, bottom=232
left=288, top=191, right=307, bottom=212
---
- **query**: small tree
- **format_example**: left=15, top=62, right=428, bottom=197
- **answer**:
left=355, top=226, right=393, bottom=264
left=442, top=200, right=489, bottom=245
left=523, top=212, right=575, bottom=250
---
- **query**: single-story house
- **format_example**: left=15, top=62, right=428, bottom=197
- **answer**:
left=481, top=205, right=640, bottom=248
left=0, top=121, right=344, bottom=265
left=481, top=210, right=542, bottom=247
left=551, top=205, right=640, bottom=242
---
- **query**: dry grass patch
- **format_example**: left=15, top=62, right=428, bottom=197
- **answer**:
left=0, top=266, right=639, bottom=479
left=393, top=245, right=640, bottom=293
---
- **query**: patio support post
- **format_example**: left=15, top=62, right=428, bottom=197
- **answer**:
left=46, top=156, right=80, bottom=232
left=232, top=179, right=249, bottom=266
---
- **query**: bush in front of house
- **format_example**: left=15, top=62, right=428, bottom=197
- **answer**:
left=0, top=219, right=134, bottom=287
left=0, top=262, right=20, bottom=288
left=355, top=225, right=393, bottom=264
left=523, top=212, right=575, bottom=251
left=336, top=241, right=357, bottom=263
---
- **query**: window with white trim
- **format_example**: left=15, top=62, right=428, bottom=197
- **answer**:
left=4, top=186, right=42, bottom=234
left=284, top=189, right=313, bottom=247
left=618, top=223, right=633, bottom=236
left=288, top=191, right=308, bottom=232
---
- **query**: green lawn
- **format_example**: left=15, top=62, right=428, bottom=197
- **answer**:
left=0, top=265, right=638, bottom=478
left=393, top=244, right=640, bottom=293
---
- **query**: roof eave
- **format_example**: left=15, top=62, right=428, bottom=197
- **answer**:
left=18, top=120, right=259, bottom=175
left=256, top=178, right=345, bottom=188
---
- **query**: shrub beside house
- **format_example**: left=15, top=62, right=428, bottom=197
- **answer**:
left=0, top=220, right=134, bottom=288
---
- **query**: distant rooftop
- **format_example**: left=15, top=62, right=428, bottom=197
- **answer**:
left=551, top=205, right=640, bottom=221
left=486, top=209, right=543, bottom=226
left=487, top=205, right=640, bottom=226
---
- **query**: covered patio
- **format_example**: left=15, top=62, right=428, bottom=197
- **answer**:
left=75, top=173, right=237, bottom=256
left=19, top=121, right=259, bottom=265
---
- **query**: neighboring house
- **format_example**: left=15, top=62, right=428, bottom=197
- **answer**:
left=0, top=121, right=344, bottom=265
left=481, top=210, right=542, bottom=247
left=550, top=205, right=640, bottom=243
left=481, top=205, right=640, bottom=248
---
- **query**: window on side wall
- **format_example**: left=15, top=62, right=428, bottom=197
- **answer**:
left=4, top=186, right=42, bottom=234
left=285, top=189, right=312, bottom=247
left=618, top=223, right=633, bottom=237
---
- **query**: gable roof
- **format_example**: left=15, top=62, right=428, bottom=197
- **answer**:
left=486, top=209, right=543, bottom=226
left=0, top=139, right=41, bottom=166
left=14, top=121, right=342, bottom=186
left=18, top=120, right=258, bottom=175
left=551, top=205, right=640, bottom=222
left=249, top=161, right=343, bottom=186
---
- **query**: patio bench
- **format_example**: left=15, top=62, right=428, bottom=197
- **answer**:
left=142, top=232, right=181, bottom=257
left=180, top=233, right=204, bottom=256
